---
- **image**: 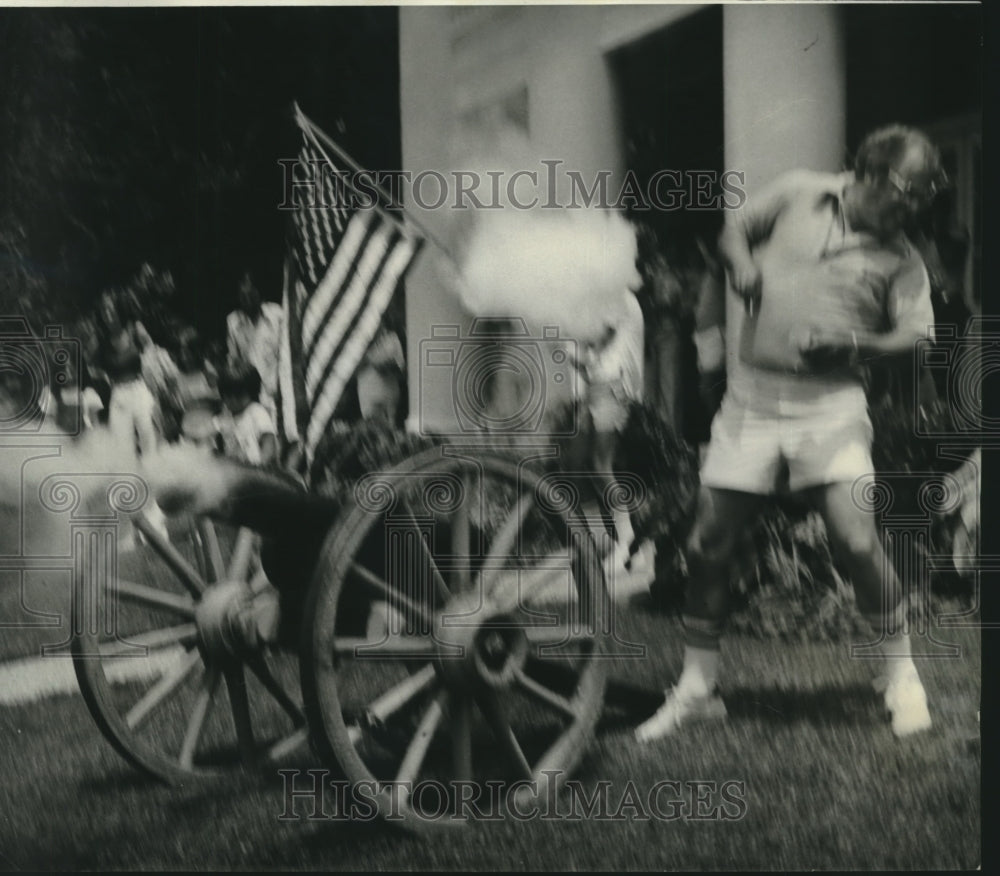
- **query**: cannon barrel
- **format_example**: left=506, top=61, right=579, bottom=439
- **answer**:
left=206, top=464, right=342, bottom=544
left=161, top=460, right=348, bottom=600
left=152, top=455, right=341, bottom=541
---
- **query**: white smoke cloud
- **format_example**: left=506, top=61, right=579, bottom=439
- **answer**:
left=2, top=432, right=241, bottom=556
left=456, top=206, right=641, bottom=343
left=440, top=126, right=642, bottom=344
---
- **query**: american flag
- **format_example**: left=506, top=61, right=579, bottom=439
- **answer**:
left=277, top=108, right=422, bottom=466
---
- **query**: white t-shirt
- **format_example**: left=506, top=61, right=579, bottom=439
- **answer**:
left=215, top=402, right=276, bottom=465
left=226, top=303, right=284, bottom=398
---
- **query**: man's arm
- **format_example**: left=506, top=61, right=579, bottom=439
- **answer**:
left=799, top=324, right=925, bottom=370
left=717, top=223, right=762, bottom=312
left=854, top=326, right=928, bottom=360
left=800, top=251, right=934, bottom=367
left=716, top=170, right=803, bottom=312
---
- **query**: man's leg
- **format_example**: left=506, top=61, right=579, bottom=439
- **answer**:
left=636, top=485, right=762, bottom=742
left=809, top=481, right=931, bottom=736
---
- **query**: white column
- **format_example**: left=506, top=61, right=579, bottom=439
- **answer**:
left=399, top=7, right=469, bottom=435
left=722, top=3, right=846, bottom=375
left=723, top=4, right=846, bottom=191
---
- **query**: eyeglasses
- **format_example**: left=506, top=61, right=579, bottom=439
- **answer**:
left=885, top=167, right=945, bottom=204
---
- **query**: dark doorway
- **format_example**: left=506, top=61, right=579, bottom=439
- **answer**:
left=609, top=5, right=724, bottom=252
left=608, top=7, right=724, bottom=443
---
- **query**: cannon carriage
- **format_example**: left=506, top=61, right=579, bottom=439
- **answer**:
left=71, top=441, right=618, bottom=827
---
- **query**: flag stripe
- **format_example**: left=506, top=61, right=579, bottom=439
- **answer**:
left=304, top=220, right=395, bottom=399
left=302, top=212, right=381, bottom=365
left=277, top=110, right=423, bottom=469
left=306, top=237, right=417, bottom=455
left=301, top=210, right=374, bottom=352
left=306, top=221, right=403, bottom=404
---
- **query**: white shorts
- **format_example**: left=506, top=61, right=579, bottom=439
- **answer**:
left=700, top=383, right=875, bottom=494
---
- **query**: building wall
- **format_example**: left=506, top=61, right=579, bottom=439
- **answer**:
left=399, top=4, right=846, bottom=433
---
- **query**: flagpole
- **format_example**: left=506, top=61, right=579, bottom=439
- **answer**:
left=293, top=102, right=463, bottom=276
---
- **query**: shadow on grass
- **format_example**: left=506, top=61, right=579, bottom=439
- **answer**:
left=721, top=683, right=880, bottom=726
left=76, top=765, right=166, bottom=795
left=77, top=744, right=321, bottom=799
left=596, top=681, right=882, bottom=736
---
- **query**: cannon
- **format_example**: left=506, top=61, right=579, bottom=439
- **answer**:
left=71, top=445, right=614, bottom=827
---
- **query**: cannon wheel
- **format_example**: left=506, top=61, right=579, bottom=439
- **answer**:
left=72, top=512, right=308, bottom=784
left=300, top=447, right=609, bottom=829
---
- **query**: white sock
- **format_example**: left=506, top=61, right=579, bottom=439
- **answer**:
left=880, top=631, right=917, bottom=683
left=674, top=646, right=720, bottom=698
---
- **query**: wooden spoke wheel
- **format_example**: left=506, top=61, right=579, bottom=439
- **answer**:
left=72, top=512, right=308, bottom=784
left=299, top=447, right=610, bottom=829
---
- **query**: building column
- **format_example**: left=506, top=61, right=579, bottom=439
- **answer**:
left=722, top=4, right=846, bottom=374
left=723, top=3, right=846, bottom=191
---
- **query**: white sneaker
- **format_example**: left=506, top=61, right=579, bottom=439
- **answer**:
left=884, top=670, right=932, bottom=737
left=635, top=686, right=727, bottom=743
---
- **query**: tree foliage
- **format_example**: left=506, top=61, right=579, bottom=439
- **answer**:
left=0, top=8, right=400, bottom=336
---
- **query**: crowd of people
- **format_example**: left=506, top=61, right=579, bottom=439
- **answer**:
left=15, top=265, right=404, bottom=551
left=52, top=276, right=267, bottom=472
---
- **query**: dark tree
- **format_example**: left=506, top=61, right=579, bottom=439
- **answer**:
left=0, top=7, right=400, bottom=337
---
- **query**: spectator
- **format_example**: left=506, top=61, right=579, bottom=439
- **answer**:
left=136, top=320, right=183, bottom=442
left=214, top=360, right=278, bottom=467
left=168, top=326, right=219, bottom=446
left=94, top=289, right=159, bottom=458
left=576, top=288, right=645, bottom=572
left=639, top=249, right=687, bottom=431
left=93, top=288, right=169, bottom=543
left=357, top=326, right=405, bottom=424
left=637, top=233, right=725, bottom=448
left=44, top=353, right=104, bottom=435
left=226, top=272, right=283, bottom=425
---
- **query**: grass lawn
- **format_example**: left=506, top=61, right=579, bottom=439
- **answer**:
left=0, top=578, right=981, bottom=871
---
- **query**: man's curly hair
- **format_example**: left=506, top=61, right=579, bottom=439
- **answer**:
left=853, top=124, right=943, bottom=182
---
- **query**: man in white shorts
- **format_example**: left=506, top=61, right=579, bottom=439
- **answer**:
left=636, top=125, right=943, bottom=742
